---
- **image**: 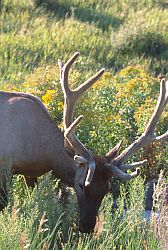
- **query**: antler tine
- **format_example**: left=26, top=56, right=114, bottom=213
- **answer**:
left=74, top=68, right=105, bottom=97
left=119, top=159, right=147, bottom=171
left=144, top=78, right=167, bottom=136
left=155, top=131, right=168, bottom=142
left=109, top=165, right=141, bottom=181
left=105, top=139, right=123, bottom=159
left=64, top=115, right=91, bottom=158
left=106, top=160, right=147, bottom=181
left=64, top=115, right=84, bottom=138
left=58, top=52, right=80, bottom=97
left=58, top=52, right=105, bottom=186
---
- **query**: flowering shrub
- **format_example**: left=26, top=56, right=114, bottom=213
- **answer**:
left=2, top=65, right=167, bottom=179
left=18, top=65, right=80, bottom=124
left=78, top=65, right=167, bottom=179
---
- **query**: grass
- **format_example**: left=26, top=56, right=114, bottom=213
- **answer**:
left=1, top=0, right=168, bottom=84
left=0, top=174, right=163, bottom=249
left=0, top=0, right=168, bottom=249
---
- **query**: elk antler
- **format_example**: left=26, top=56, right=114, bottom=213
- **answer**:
left=107, top=78, right=168, bottom=180
left=58, top=52, right=105, bottom=186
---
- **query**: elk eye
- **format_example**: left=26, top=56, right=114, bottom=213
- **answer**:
left=79, top=183, right=84, bottom=190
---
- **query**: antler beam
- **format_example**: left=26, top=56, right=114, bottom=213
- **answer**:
left=109, top=78, right=168, bottom=180
left=58, top=52, right=105, bottom=186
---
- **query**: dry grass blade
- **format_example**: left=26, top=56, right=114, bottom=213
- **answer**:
left=151, top=171, right=168, bottom=250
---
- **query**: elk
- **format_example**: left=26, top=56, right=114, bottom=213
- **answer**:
left=0, top=52, right=167, bottom=233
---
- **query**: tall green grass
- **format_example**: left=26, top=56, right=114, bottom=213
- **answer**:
left=1, top=0, right=168, bottom=85
left=0, top=174, right=162, bottom=249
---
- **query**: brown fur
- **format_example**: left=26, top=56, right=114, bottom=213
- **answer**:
left=0, top=91, right=113, bottom=233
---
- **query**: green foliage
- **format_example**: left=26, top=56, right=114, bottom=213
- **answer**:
left=2, top=59, right=167, bottom=178
left=3, top=62, right=167, bottom=180
left=75, top=66, right=167, bottom=179
left=0, top=173, right=77, bottom=249
left=0, top=0, right=168, bottom=248
left=1, top=0, right=168, bottom=85
left=0, top=174, right=161, bottom=249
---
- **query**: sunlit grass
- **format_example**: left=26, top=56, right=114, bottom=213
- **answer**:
left=0, top=174, right=162, bottom=249
left=1, top=0, right=168, bottom=84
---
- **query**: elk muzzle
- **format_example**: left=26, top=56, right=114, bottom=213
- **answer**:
left=79, top=216, right=96, bottom=233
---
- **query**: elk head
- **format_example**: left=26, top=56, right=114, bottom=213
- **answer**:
left=58, top=52, right=168, bottom=233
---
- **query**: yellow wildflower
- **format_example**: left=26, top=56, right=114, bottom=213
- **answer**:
left=42, top=90, right=57, bottom=104
left=57, top=101, right=64, bottom=111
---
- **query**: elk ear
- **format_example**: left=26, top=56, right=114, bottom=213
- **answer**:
left=105, top=139, right=123, bottom=160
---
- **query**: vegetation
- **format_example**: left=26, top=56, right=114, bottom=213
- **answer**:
left=0, top=0, right=168, bottom=249
left=1, top=173, right=166, bottom=249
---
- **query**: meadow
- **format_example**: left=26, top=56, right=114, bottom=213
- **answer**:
left=0, top=0, right=168, bottom=249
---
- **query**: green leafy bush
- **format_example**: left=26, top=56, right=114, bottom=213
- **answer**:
left=3, top=63, right=166, bottom=179
left=79, top=66, right=168, bottom=179
left=43, top=64, right=167, bottom=180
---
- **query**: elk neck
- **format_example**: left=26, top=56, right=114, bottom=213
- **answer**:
left=49, top=132, right=77, bottom=187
